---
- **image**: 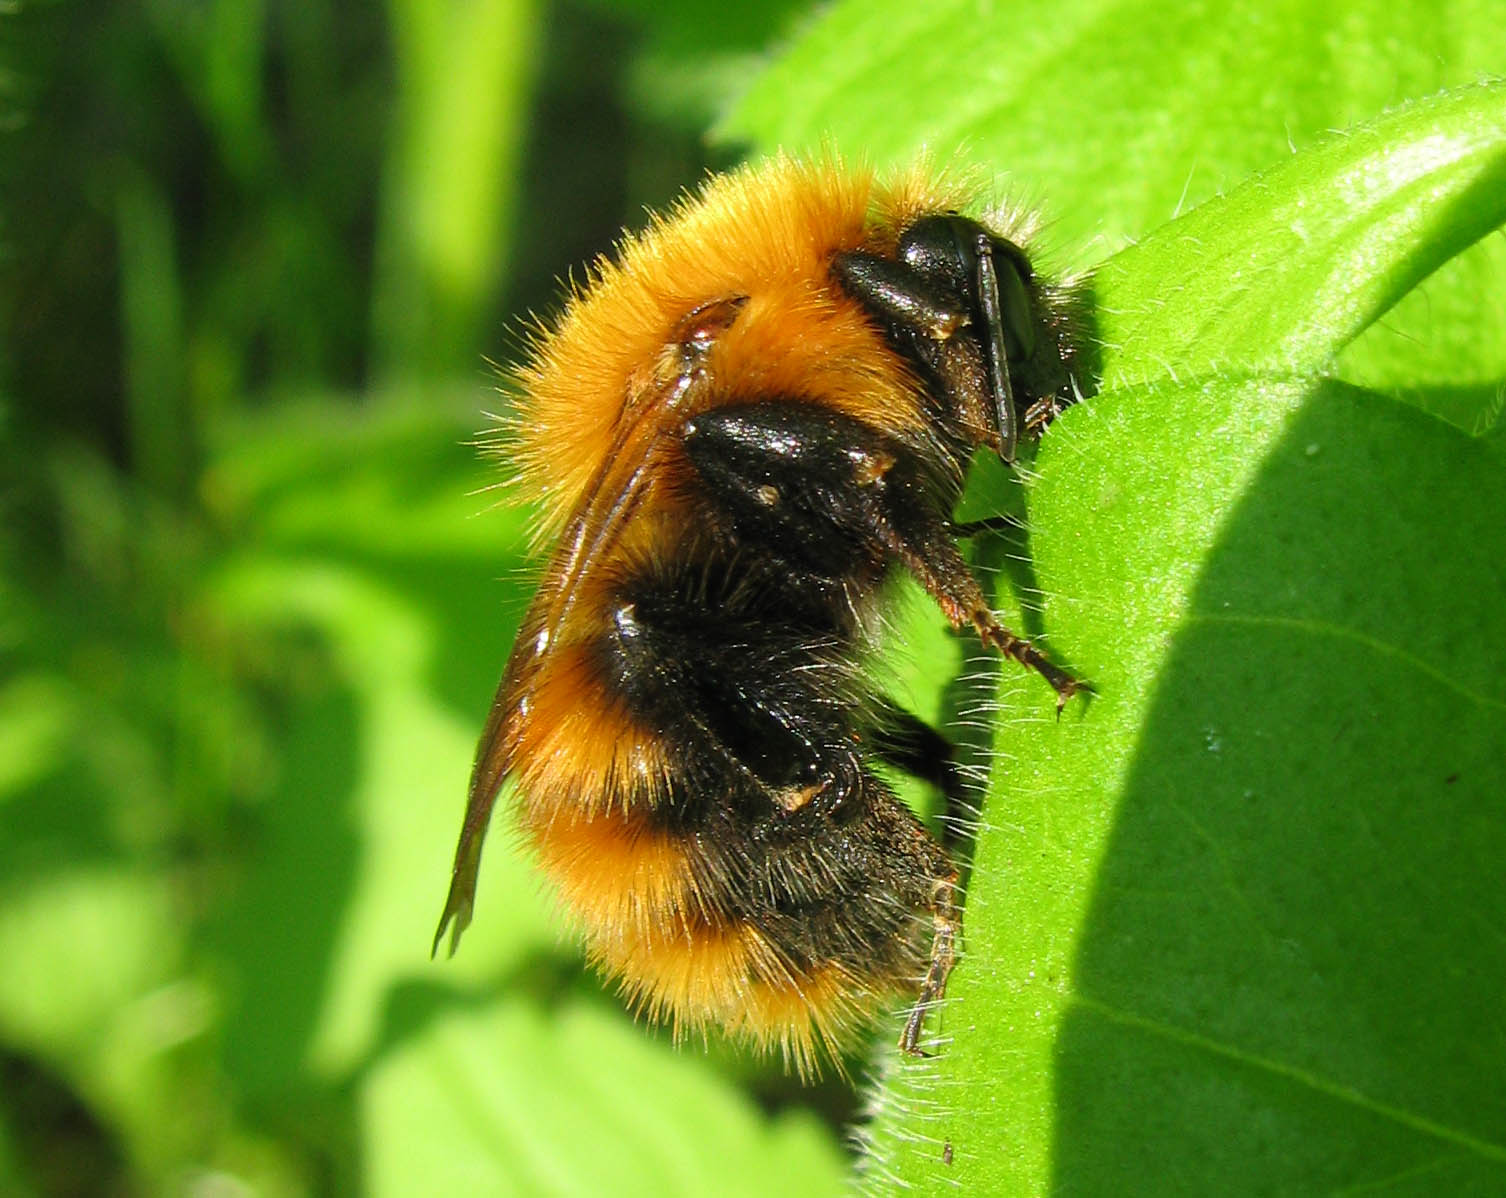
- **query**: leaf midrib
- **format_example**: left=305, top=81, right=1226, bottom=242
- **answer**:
left=1066, top=993, right=1506, bottom=1163
left=1187, top=612, right=1506, bottom=712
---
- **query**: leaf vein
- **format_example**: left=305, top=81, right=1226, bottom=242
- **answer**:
left=1188, top=612, right=1506, bottom=712
left=1069, top=994, right=1506, bottom=1164
left=1328, top=1152, right=1472, bottom=1195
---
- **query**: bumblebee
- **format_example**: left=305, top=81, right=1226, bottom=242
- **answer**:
left=435, top=157, right=1085, bottom=1073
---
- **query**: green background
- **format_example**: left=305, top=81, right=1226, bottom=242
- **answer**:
left=3, top=1, right=1503, bottom=1194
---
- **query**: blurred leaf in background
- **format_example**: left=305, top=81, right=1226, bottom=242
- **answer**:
left=1, top=0, right=843, bottom=1194
left=4, top=0, right=1504, bottom=1196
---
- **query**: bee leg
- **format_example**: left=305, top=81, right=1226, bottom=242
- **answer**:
left=876, top=477, right=1086, bottom=709
left=682, top=402, right=1085, bottom=706
left=900, top=869, right=961, bottom=1056
left=869, top=702, right=972, bottom=854
left=947, top=513, right=1023, bottom=539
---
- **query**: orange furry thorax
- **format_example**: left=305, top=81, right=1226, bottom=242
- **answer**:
left=510, top=158, right=973, bottom=540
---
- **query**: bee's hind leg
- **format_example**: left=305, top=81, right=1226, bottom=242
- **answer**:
left=900, top=870, right=961, bottom=1057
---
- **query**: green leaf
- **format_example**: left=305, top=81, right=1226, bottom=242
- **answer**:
left=0, top=675, right=75, bottom=802
left=0, top=864, right=198, bottom=1173
left=1093, top=83, right=1506, bottom=389
left=200, top=397, right=555, bottom=1091
left=723, top=0, right=1506, bottom=437
left=873, top=372, right=1506, bottom=1191
left=722, top=0, right=1506, bottom=260
left=360, top=992, right=847, bottom=1197
left=374, top=0, right=543, bottom=377
left=859, top=81, right=1506, bottom=1198
left=1333, top=236, right=1506, bottom=436
left=0, top=868, right=179, bottom=1055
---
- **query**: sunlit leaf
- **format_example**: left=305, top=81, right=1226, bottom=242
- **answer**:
left=865, top=78, right=1506, bottom=1198
left=361, top=993, right=847, bottom=1197
left=724, top=0, right=1506, bottom=437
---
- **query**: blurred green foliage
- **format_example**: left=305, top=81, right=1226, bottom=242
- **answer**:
left=1, top=1, right=840, bottom=1193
